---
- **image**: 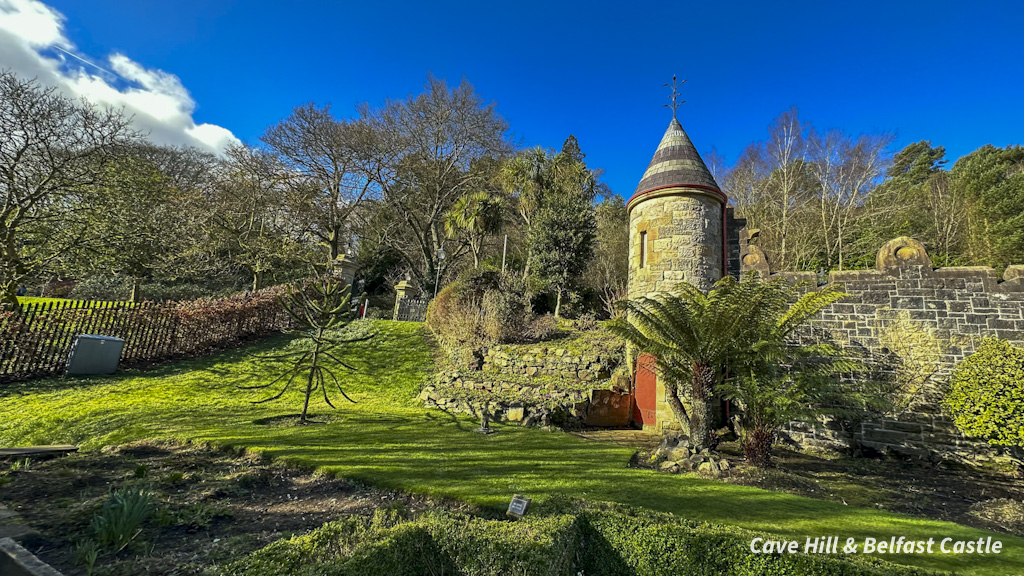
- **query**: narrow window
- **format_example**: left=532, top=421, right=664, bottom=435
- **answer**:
left=639, top=231, right=647, bottom=268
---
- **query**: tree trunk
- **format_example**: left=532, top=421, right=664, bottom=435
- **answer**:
left=252, top=269, right=262, bottom=292
left=554, top=290, right=562, bottom=318
left=689, top=363, right=716, bottom=450
left=660, top=378, right=692, bottom=438
left=743, top=425, right=774, bottom=468
left=129, top=277, right=141, bottom=303
left=1, top=279, right=19, bottom=311
left=301, top=330, right=322, bottom=424
left=2, top=225, right=24, bottom=310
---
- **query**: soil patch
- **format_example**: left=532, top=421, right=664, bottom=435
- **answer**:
left=0, top=441, right=468, bottom=575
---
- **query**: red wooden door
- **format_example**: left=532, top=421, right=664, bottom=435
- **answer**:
left=634, top=353, right=657, bottom=427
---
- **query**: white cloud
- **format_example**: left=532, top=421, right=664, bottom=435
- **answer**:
left=0, top=0, right=239, bottom=153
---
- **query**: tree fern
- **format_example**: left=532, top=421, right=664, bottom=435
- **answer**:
left=610, top=273, right=853, bottom=460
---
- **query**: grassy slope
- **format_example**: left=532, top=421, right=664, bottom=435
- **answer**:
left=17, top=297, right=131, bottom=307
left=0, top=320, right=1020, bottom=576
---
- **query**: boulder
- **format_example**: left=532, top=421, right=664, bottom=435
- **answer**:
left=667, top=446, right=692, bottom=461
left=697, top=460, right=721, bottom=477
left=659, top=461, right=680, bottom=473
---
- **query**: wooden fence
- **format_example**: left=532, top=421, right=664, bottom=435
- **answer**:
left=0, top=287, right=293, bottom=383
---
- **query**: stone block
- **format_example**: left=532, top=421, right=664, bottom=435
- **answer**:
left=879, top=420, right=923, bottom=434
left=891, top=296, right=924, bottom=309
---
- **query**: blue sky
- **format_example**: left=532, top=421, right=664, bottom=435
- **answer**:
left=4, top=0, right=1023, bottom=198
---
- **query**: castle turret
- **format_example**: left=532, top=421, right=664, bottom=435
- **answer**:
left=628, top=113, right=727, bottom=431
left=627, top=116, right=726, bottom=299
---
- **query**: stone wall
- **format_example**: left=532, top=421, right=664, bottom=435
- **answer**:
left=748, top=236, right=1024, bottom=463
left=420, top=371, right=594, bottom=428
left=422, top=341, right=628, bottom=429
left=480, top=345, right=617, bottom=381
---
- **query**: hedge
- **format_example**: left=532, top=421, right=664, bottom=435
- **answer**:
left=221, top=505, right=944, bottom=576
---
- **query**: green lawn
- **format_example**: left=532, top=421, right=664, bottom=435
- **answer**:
left=17, top=296, right=132, bottom=307
left=0, top=320, right=1020, bottom=575
left=17, top=296, right=71, bottom=306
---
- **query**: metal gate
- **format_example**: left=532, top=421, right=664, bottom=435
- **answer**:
left=394, top=297, right=428, bottom=322
left=634, top=353, right=657, bottom=428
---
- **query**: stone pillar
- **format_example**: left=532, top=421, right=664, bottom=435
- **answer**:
left=332, top=254, right=357, bottom=289
left=393, top=280, right=414, bottom=321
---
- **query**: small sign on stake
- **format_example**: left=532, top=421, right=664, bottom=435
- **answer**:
left=507, top=495, right=531, bottom=519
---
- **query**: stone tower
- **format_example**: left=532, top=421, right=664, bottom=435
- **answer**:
left=627, top=114, right=728, bottom=431
left=627, top=116, right=726, bottom=299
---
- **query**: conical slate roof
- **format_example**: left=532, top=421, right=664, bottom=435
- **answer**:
left=629, top=117, right=723, bottom=206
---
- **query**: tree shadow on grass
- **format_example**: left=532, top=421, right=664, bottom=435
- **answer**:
left=0, top=334, right=298, bottom=398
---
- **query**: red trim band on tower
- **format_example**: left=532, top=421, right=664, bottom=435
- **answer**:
left=626, top=183, right=728, bottom=212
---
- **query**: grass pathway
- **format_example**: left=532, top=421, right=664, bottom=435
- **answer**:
left=1, top=320, right=1020, bottom=575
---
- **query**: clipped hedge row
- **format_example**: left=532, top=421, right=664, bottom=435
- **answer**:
left=221, top=506, right=942, bottom=576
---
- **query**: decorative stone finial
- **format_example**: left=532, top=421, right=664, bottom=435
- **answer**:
left=876, top=237, right=931, bottom=271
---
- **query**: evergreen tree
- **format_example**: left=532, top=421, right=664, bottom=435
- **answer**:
left=953, top=145, right=1024, bottom=270
left=527, top=136, right=598, bottom=317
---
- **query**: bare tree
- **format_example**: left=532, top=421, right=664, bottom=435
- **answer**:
left=763, top=108, right=809, bottom=270
left=0, top=71, right=138, bottom=308
left=261, top=103, right=372, bottom=267
left=209, top=144, right=313, bottom=291
left=808, top=129, right=893, bottom=270
left=927, top=171, right=968, bottom=266
left=358, top=76, right=512, bottom=292
left=722, top=120, right=819, bottom=271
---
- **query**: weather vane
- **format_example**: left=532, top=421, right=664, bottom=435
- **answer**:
left=664, top=75, right=686, bottom=118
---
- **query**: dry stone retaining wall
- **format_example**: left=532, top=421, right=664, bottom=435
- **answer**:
left=422, top=344, right=626, bottom=429
left=481, top=345, right=617, bottom=381
left=420, top=372, right=593, bottom=428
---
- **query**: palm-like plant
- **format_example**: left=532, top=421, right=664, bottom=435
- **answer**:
left=609, top=275, right=780, bottom=449
left=497, top=147, right=549, bottom=230
left=609, top=275, right=850, bottom=456
left=445, top=190, right=503, bottom=268
left=241, top=275, right=373, bottom=424
left=719, top=280, right=855, bottom=466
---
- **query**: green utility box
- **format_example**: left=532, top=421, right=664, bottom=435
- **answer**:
left=66, top=334, right=125, bottom=376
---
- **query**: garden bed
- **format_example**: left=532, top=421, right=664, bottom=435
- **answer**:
left=0, top=441, right=465, bottom=576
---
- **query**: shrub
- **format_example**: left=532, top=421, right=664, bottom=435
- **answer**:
left=945, top=337, right=1024, bottom=447
left=575, top=312, right=599, bottom=331
left=526, top=314, right=558, bottom=341
left=426, top=268, right=535, bottom=360
left=426, top=282, right=489, bottom=354
left=481, top=273, right=532, bottom=343
left=223, top=506, right=938, bottom=576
